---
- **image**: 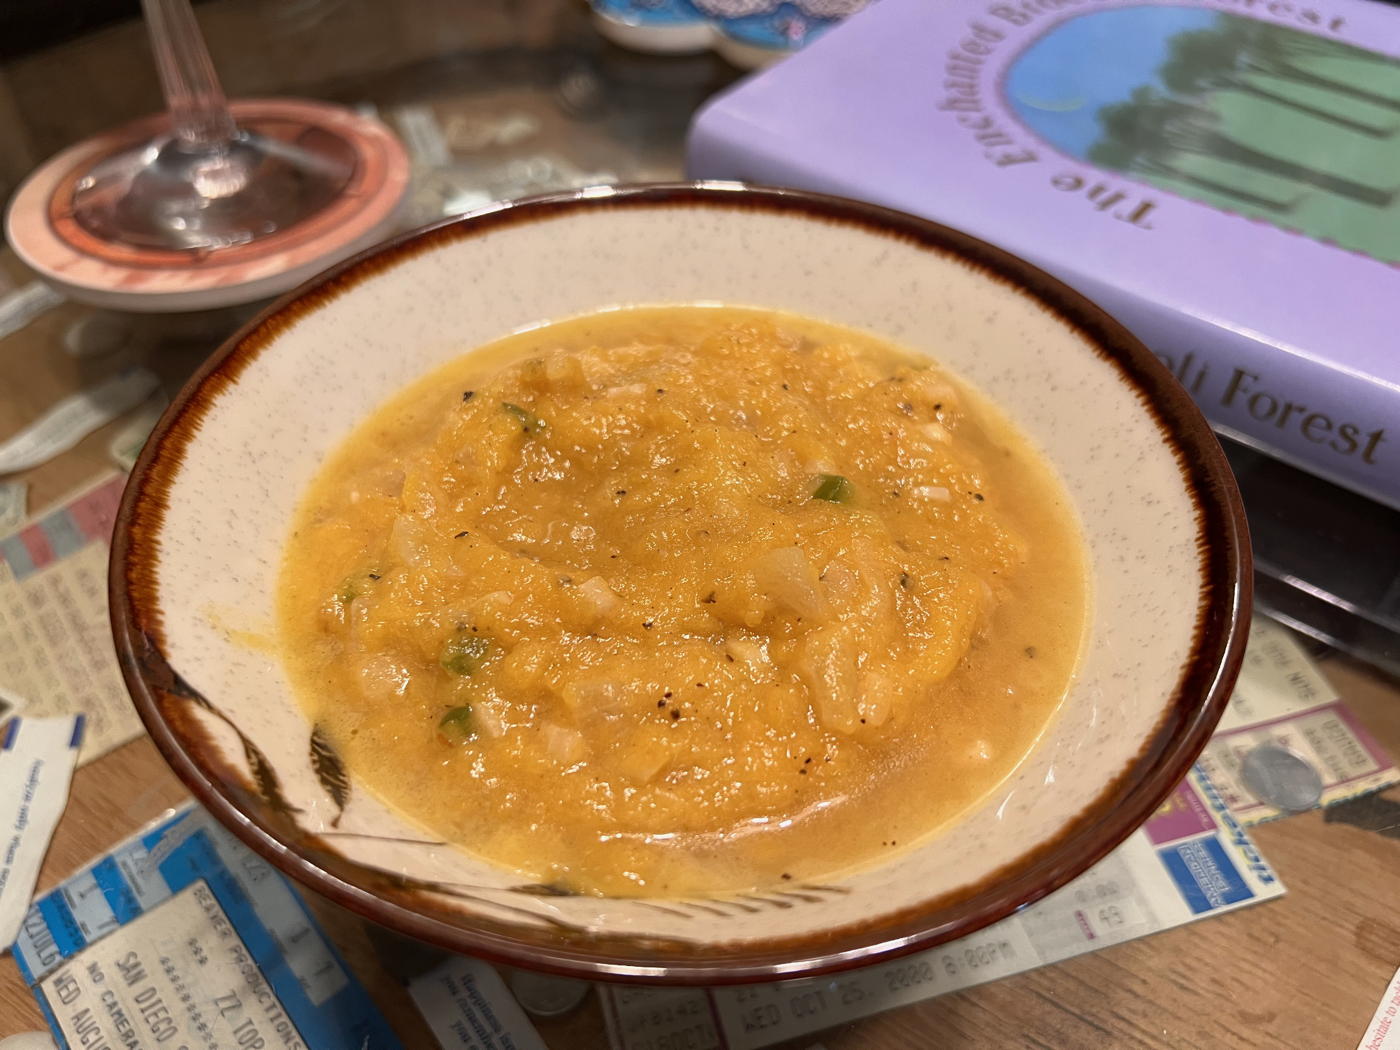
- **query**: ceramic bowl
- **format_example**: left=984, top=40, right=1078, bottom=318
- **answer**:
left=111, top=183, right=1250, bottom=983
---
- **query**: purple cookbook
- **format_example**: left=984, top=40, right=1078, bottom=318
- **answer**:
left=687, top=0, right=1400, bottom=509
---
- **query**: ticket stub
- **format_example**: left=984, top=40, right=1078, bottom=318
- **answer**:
left=601, top=765, right=1284, bottom=1050
left=409, top=955, right=548, bottom=1050
left=14, top=806, right=402, bottom=1050
left=0, top=473, right=142, bottom=764
left=1207, top=618, right=1397, bottom=823
left=0, top=716, right=83, bottom=949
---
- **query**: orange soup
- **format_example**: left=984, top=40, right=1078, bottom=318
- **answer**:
left=278, top=307, right=1089, bottom=896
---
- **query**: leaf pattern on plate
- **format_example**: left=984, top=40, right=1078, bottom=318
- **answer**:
left=309, top=725, right=350, bottom=827
left=242, top=735, right=302, bottom=818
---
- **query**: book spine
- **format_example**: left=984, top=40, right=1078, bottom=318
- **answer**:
left=686, top=115, right=1400, bottom=512
left=1048, top=264, right=1399, bottom=511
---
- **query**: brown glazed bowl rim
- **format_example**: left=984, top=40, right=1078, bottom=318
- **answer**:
left=111, top=182, right=1251, bottom=984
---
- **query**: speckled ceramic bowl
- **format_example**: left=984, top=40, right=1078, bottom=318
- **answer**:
left=111, top=184, right=1250, bottom=983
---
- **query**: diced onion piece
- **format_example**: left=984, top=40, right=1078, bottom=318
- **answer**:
left=857, top=674, right=894, bottom=728
left=356, top=655, right=411, bottom=699
left=750, top=547, right=829, bottom=622
left=540, top=722, right=587, bottom=765
left=617, top=733, right=674, bottom=784
left=577, top=576, right=621, bottom=619
left=911, top=485, right=951, bottom=502
left=472, top=701, right=507, bottom=740
left=544, top=353, right=585, bottom=388
left=560, top=678, right=632, bottom=717
left=724, top=636, right=769, bottom=669
left=921, top=422, right=952, bottom=444
left=796, top=628, right=860, bottom=734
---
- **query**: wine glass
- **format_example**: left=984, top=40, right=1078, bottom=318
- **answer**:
left=69, top=0, right=355, bottom=254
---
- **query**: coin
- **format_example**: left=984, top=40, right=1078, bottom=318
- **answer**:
left=1240, top=743, right=1324, bottom=812
left=506, top=969, right=591, bottom=1018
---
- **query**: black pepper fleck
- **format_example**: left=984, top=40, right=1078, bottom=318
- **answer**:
left=664, top=691, right=672, bottom=698
left=454, top=531, right=469, bottom=538
left=616, top=489, right=627, bottom=496
left=899, top=572, right=910, bottom=589
left=1025, top=646, right=1038, bottom=658
left=367, top=573, right=381, bottom=580
left=973, top=492, right=984, bottom=501
left=643, top=621, right=654, bottom=629
left=781, top=873, right=792, bottom=881
left=462, top=390, right=475, bottom=402
left=670, top=709, right=680, bottom=720
left=702, top=592, right=717, bottom=604
left=798, top=768, right=808, bottom=775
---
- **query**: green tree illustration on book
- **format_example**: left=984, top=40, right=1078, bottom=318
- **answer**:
left=1004, top=7, right=1400, bottom=263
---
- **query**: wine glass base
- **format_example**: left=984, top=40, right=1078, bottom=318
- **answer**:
left=71, top=129, right=356, bottom=253
left=6, top=99, right=410, bottom=312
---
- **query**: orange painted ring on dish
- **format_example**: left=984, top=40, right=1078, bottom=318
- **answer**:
left=6, top=98, right=409, bottom=312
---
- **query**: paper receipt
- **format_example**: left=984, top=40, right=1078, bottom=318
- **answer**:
left=0, top=716, right=83, bottom=950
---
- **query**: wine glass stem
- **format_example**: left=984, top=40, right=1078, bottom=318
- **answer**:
left=142, top=0, right=238, bottom=148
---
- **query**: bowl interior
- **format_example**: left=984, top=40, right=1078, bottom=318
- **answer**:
left=113, top=185, right=1246, bottom=982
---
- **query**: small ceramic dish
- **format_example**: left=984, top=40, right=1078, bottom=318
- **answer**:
left=111, top=183, right=1250, bottom=983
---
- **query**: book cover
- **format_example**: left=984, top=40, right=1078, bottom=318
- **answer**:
left=687, top=0, right=1400, bottom=510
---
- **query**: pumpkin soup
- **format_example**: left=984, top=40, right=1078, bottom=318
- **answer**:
left=278, top=307, right=1089, bottom=896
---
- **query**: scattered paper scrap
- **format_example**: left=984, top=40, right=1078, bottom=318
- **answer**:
left=0, top=481, right=26, bottom=534
left=0, top=716, right=83, bottom=950
left=0, top=282, right=64, bottom=343
left=0, top=367, right=159, bottom=475
left=1357, top=966, right=1400, bottom=1050
left=601, top=764, right=1284, bottom=1050
left=13, top=805, right=403, bottom=1050
left=0, top=472, right=142, bottom=763
left=409, top=955, right=549, bottom=1050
